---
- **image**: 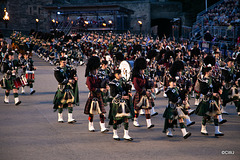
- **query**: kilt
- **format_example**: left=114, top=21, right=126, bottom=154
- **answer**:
left=84, top=92, right=106, bottom=115
left=133, top=91, right=153, bottom=110
left=195, top=100, right=221, bottom=117
left=53, top=88, right=74, bottom=107
left=163, top=104, right=178, bottom=120
left=108, top=100, right=133, bottom=126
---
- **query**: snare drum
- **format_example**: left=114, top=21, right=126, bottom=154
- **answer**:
left=20, top=75, right=28, bottom=86
left=119, top=60, right=134, bottom=81
left=13, top=77, right=23, bottom=89
left=25, top=71, right=35, bottom=81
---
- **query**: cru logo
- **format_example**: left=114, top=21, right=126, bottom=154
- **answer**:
left=221, top=151, right=235, bottom=155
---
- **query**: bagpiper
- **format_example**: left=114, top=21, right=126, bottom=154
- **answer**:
left=163, top=65, right=192, bottom=139
left=221, top=58, right=235, bottom=115
left=53, top=57, right=79, bottom=123
left=108, top=69, right=134, bottom=141
left=84, top=56, right=109, bottom=133
left=132, top=57, right=155, bottom=129
left=195, top=55, right=224, bottom=137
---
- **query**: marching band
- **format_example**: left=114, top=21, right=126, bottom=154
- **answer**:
left=0, top=30, right=240, bottom=141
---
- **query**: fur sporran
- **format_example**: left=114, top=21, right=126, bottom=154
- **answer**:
left=61, top=89, right=74, bottom=104
left=137, top=95, right=149, bottom=109
left=115, top=100, right=130, bottom=118
left=90, top=98, right=102, bottom=115
left=176, top=106, right=188, bottom=119
left=206, top=100, right=221, bottom=117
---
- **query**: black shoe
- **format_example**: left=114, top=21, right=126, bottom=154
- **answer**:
left=68, top=120, right=77, bottom=124
left=147, top=124, right=155, bottom=129
left=4, top=101, right=9, bottom=104
left=183, top=132, right=191, bottom=139
left=156, top=90, right=161, bottom=95
left=151, top=112, right=158, bottom=117
left=89, top=130, right=95, bottom=132
left=30, top=90, right=36, bottom=95
left=58, top=121, right=64, bottom=123
left=201, top=132, right=209, bottom=135
left=124, top=138, right=133, bottom=141
left=15, top=101, right=21, bottom=106
left=113, top=138, right=120, bottom=141
left=187, top=121, right=195, bottom=127
left=101, top=129, right=109, bottom=133
left=215, top=133, right=224, bottom=137
left=219, top=119, right=227, bottom=124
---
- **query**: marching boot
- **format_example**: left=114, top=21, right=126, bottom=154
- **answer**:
left=194, top=99, right=199, bottom=106
left=166, top=128, right=173, bottom=137
left=139, top=109, right=145, bottom=115
left=14, top=97, right=21, bottom=106
left=201, top=125, right=208, bottom=135
left=113, top=129, right=120, bottom=141
left=146, top=119, right=154, bottom=129
left=67, top=113, right=76, bottom=124
left=221, top=106, right=228, bottom=115
left=218, top=114, right=227, bottom=124
left=215, top=126, right=224, bottom=136
left=150, top=107, right=158, bottom=117
left=88, top=122, right=95, bottom=132
left=4, top=95, right=9, bottom=104
left=185, top=115, right=195, bottom=127
left=30, top=88, right=36, bottom=95
left=58, top=113, right=64, bottom=123
left=181, top=128, right=191, bottom=139
left=99, top=122, right=109, bottom=133
left=123, top=129, right=133, bottom=141
left=21, top=87, right=25, bottom=94
left=133, top=117, right=140, bottom=127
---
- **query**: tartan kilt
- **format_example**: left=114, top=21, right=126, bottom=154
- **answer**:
left=84, top=92, right=106, bottom=115
left=133, top=92, right=152, bottom=110
left=195, top=100, right=221, bottom=117
left=53, top=88, right=74, bottom=107
left=108, top=101, right=133, bottom=126
left=163, top=106, right=178, bottom=120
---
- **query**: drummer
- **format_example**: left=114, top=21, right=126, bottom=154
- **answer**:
left=1, top=50, right=22, bottom=105
left=21, top=51, right=36, bottom=94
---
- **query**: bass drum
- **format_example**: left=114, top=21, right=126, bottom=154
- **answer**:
left=119, top=60, right=134, bottom=81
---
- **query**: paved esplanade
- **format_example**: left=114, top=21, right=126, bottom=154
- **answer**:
left=0, top=55, right=239, bottom=160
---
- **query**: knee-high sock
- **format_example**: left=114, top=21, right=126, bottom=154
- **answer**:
left=5, top=91, right=9, bottom=96
left=100, top=114, right=104, bottom=123
left=124, top=122, right=129, bottom=130
left=89, top=114, right=94, bottom=122
left=68, top=107, right=73, bottom=113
